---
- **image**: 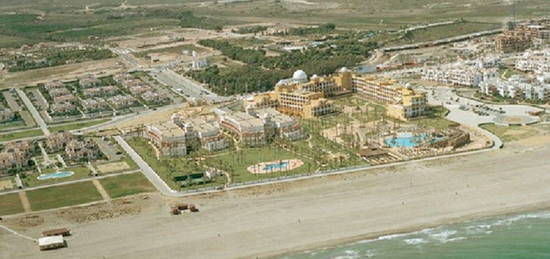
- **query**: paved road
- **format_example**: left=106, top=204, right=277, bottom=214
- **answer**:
left=15, top=89, right=50, bottom=136
left=114, top=136, right=176, bottom=195
left=149, top=68, right=229, bottom=103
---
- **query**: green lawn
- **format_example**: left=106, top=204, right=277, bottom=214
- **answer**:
left=99, top=173, right=156, bottom=198
left=26, top=181, right=102, bottom=211
left=480, top=123, right=540, bottom=143
left=203, top=145, right=317, bottom=184
left=49, top=119, right=110, bottom=132
left=0, top=129, right=43, bottom=142
left=22, top=166, right=91, bottom=187
left=0, top=193, right=24, bottom=216
left=0, top=119, right=26, bottom=131
left=413, top=106, right=458, bottom=130
left=126, top=137, right=217, bottom=190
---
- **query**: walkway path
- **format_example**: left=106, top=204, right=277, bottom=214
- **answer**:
left=18, top=192, right=32, bottom=213
left=15, top=89, right=50, bottom=136
left=114, top=136, right=176, bottom=196
left=92, top=179, right=111, bottom=201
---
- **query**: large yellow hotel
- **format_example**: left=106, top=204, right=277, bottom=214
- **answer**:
left=248, top=68, right=427, bottom=120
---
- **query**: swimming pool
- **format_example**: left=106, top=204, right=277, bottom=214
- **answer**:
left=384, top=133, right=428, bottom=148
left=37, top=171, right=74, bottom=180
left=263, top=161, right=289, bottom=172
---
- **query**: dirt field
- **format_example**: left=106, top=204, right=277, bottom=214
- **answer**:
left=0, top=179, right=13, bottom=191
left=0, top=58, right=124, bottom=89
left=97, top=162, right=131, bottom=174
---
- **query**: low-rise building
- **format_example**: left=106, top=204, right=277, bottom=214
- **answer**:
left=50, top=103, right=77, bottom=114
left=515, top=48, right=550, bottom=75
left=107, top=95, right=138, bottom=109
left=173, top=117, right=228, bottom=152
left=480, top=75, right=550, bottom=101
left=48, top=88, right=71, bottom=98
left=141, top=91, right=169, bottom=104
left=44, top=80, right=65, bottom=90
left=421, top=61, right=498, bottom=87
left=52, top=94, right=77, bottom=104
left=46, top=131, right=75, bottom=152
left=252, top=108, right=304, bottom=141
left=217, top=110, right=267, bottom=147
left=83, top=85, right=118, bottom=97
left=496, top=21, right=550, bottom=53
left=145, top=120, right=199, bottom=157
left=65, top=139, right=100, bottom=161
left=0, top=105, right=15, bottom=122
left=0, top=140, right=35, bottom=173
left=79, top=75, right=101, bottom=88
left=81, top=98, right=108, bottom=112
left=353, top=75, right=428, bottom=120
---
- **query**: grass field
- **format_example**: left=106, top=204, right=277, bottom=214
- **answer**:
left=0, top=119, right=26, bottom=131
left=203, top=146, right=317, bottom=183
left=26, top=181, right=102, bottom=211
left=126, top=137, right=213, bottom=190
left=0, top=193, right=24, bottom=216
left=0, top=129, right=43, bottom=142
left=49, top=119, right=110, bottom=132
left=388, top=21, right=501, bottom=46
left=413, top=106, right=458, bottom=130
left=480, top=123, right=540, bottom=143
left=22, top=166, right=91, bottom=187
left=100, top=173, right=156, bottom=198
left=1, top=0, right=547, bottom=48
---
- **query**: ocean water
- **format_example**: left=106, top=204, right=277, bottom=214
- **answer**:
left=282, top=211, right=550, bottom=259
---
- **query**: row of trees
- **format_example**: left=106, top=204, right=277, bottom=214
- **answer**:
left=188, top=36, right=378, bottom=95
left=232, top=25, right=268, bottom=34
left=274, top=23, right=337, bottom=36
left=6, top=48, right=114, bottom=72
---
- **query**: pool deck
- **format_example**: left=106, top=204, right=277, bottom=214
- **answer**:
left=247, top=159, right=304, bottom=174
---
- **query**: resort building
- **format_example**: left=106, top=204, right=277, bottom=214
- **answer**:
left=352, top=75, right=428, bottom=120
left=251, top=108, right=304, bottom=141
left=217, top=110, right=267, bottom=147
left=247, top=69, right=352, bottom=118
left=145, top=120, right=200, bottom=157
left=173, top=116, right=228, bottom=152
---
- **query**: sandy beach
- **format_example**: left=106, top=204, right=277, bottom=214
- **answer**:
left=1, top=140, right=550, bottom=258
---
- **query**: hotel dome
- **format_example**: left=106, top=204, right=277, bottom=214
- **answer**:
left=292, top=70, right=308, bottom=82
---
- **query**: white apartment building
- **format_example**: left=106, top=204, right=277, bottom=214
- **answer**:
left=422, top=61, right=498, bottom=87
left=480, top=75, right=550, bottom=100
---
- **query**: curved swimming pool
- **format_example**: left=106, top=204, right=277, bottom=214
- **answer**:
left=384, top=133, right=428, bottom=148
